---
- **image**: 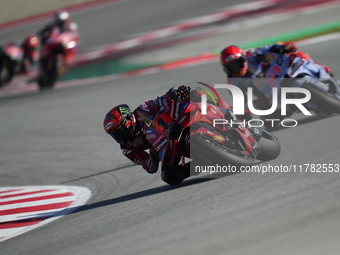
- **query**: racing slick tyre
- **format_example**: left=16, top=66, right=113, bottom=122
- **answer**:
left=38, top=58, right=59, bottom=90
left=302, top=82, right=340, bottom=113
left=190, top=134, right=253, bottom=169
left=257, top=130, right=281, bottom=161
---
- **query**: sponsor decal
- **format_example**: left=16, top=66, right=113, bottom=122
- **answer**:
left=174, top=101, right=181, bottom=120
left=206, top=130, right=214, bottom=136
left=181, top=101, right=189, bottom=114
left=158, top=97, right=164, bottom=112
left=122, top=149, right=132, bottom=155
left=140, top=103, right=150, bottom=112
left=162, top=98, right=170, bottom=112
left=105, top=121, right=114, bottom=130
left=146, top=133, right=156, bottom=139
left=155, top=138, right=168, bottom=151
left=277, top=56, right=283, bottom=65
left=159, top=148, right=166, bottom=161
left=244, top=129, right=250, bottom=138
left=153, top=135, right=164, bottom=147
left=119, top=107, right=130, bottom=114
left=145, top=129, right=155, bottom=134
left=214, top=135, right=224, bottom=142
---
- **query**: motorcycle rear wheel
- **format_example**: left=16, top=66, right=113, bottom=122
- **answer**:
left=38, top=58, right=59, bottom=90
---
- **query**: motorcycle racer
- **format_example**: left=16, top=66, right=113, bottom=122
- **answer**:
left=0, top=35, right=39, bottom=86
left=104, top=86, right=253, bottom=185
left=104, top=86, right=192, bottom=185
left=38, top=10, right=78, bottom=45
left=220, top=42, right=331, bottom=81
left=220, top=42, right=336, bottom=124
left=19, top=35, right=39, bottom=73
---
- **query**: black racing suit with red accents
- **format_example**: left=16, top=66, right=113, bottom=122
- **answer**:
left=120, top=91, right=190, bottom=185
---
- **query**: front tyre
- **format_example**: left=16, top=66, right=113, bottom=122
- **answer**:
left=257, top=130, right=281, bottom=161
left=190, top=134, right=253, bottom=169
left=302, top=82, right=340, bottom=113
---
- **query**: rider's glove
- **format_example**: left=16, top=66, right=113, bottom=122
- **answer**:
left=236, top=110, right=253, bottom=122
left=243, top=110, right=253, bottom=121
left=169, top=85, right=191, bottom=101
left=281, top=41, right=297, bottom=54
left=144, top=150, right=159, bottom=174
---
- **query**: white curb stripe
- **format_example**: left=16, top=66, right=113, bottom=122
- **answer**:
left=0, top=186, right=92, bottom=243
left=0, top=196, right=75, bottom=211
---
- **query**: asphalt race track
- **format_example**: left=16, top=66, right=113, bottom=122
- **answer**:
left=1, top=1, right=340, bottom=255
left=0, top=0, right=245, bottom=51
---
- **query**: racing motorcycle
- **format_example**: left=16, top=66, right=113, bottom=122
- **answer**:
left=251, top=51, right=340, bottom=115
left=0, top=43, right=23, bottom=87
left=38, top=28, right=78, bottom=90
left=138, top=84, right=281, bottom=174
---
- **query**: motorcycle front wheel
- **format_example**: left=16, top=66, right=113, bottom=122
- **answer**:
left=302, top=82, right=340, bottom=113
left=190, top=134, right=254, bottom=169
left=256, top=130, right=281, bottom=161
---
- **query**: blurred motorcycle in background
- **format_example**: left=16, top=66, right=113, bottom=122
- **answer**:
left=38, top=27, right=78, bottom=90
left=0, top=42, right=23, bottom=87
left=250, top=51, right=340, bottom=120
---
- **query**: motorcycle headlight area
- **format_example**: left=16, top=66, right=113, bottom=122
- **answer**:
left=67, top=41, right=76, bottom=49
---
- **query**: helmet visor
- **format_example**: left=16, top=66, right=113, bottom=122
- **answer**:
left=108, top=124, right=131, bottom=144
left=224, top=57, right=246, bottom=75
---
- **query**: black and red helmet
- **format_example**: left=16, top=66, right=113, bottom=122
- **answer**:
left=220, top=45, right=247, bottom=77
left=103, top=104, right=136, bottom=145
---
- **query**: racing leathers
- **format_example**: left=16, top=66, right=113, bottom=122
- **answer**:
left=120, top=86, right=191, bottom=185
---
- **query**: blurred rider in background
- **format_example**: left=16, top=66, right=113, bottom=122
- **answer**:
left=220, top=42, right=334, bottom=123
left=0, top=35, right=39, bottom=86
left=38, top=10, right=78, bottom=45
left=20, top=35, right=39, bottom=73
